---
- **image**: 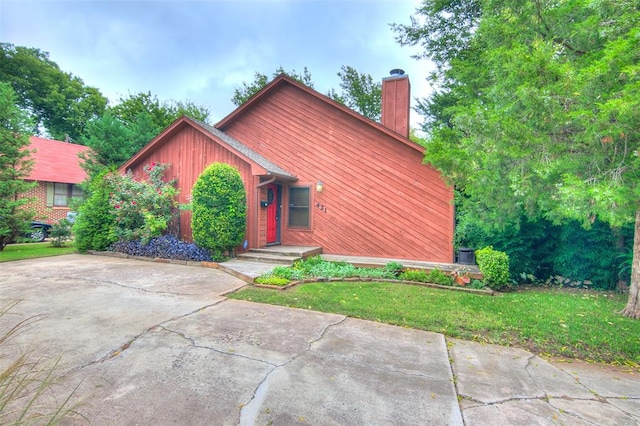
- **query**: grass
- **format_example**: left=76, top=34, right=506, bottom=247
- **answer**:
left=229, top=282, right=640, bottom=366
left=0, top=242, right=76, bottom=262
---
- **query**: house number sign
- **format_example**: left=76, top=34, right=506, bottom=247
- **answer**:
left=315, top=202, right=327, bottom=213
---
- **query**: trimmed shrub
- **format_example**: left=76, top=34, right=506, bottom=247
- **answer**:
left=476, top=246, right=510, bottom=291
left=192, top=163, right=247, bottom=257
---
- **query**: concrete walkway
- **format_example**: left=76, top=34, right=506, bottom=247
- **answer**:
left=0, top=255, right=637, bottom=425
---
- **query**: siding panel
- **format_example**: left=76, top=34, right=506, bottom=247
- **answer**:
left=221, top=84, right=454, bottom=262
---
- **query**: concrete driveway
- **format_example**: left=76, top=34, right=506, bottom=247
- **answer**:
left=1, top=255, right=638, bottom=425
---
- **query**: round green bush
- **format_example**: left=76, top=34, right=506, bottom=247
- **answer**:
left=191, top=163, right=247, bottom=256
left=476, top=246, right=510, bottom=291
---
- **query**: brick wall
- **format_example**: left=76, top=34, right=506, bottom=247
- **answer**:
left=19, top=181, right=72, bottom=224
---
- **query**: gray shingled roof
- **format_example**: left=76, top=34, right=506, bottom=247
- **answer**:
left=192, top=118, right=297, bottom=180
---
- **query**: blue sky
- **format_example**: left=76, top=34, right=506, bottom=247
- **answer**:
left=1, top=0, right=433, bottom=127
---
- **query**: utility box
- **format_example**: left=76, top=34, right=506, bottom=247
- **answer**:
left=458, top=248, right=476, bottom=265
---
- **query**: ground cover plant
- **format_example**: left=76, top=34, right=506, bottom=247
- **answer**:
left=110, top=235, right=213, bottom=262
left=229, top=282, right=639, bottom=366
left=255, top=256, right=478, bottom=289
left=0, top=242, right=76, bottom=262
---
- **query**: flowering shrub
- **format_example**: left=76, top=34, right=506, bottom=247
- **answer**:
left=106, top=162, right=178, bottom=244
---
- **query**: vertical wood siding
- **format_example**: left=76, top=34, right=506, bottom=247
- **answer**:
left=220, top=84, right=455, bottom=262
left=124, top=124, right=257, bottom=247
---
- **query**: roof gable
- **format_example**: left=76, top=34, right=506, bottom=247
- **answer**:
left=26, top=136, right=89, bottom=184
left=120, top=116, right=296, bottom=180
left=216, top=74, right=425, bottom=154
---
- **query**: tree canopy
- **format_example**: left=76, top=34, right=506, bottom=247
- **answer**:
left=110, top=91, right=210, bottom=130
left=80, top=92, right=211, bottom=174
left=0, top=43, right=108, bottom=142
left=328, top=65, right=382, bottom=122
left=1, top=43, right=211, bottom=174
left=394, top=0, right=640, bottom=317
left=231, top=66, right=314, bottom=106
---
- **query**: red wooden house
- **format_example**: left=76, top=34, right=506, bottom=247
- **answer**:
left=121, top=71, right=454, bottom=262
left=22, top=136, right=89, bottom=223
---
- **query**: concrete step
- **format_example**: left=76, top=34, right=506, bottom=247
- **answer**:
left=249, top=246, right=323, bottom=258
left=236, top=252, right=298, bottom=265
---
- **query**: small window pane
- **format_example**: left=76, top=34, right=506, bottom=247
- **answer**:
left=53, top=183, right=69, bottom=206
left=288, top=187, right=310, bottom=227
left=289, top=208, right=309, bottom=227
left=71, top=184, right=83, bottom=198
left=289, top=187, right=309, bottom=207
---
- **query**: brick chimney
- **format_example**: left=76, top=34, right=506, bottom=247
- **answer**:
left=381, top=69, right=410, bottom=138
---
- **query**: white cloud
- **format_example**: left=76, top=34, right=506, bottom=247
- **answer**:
left=1, top=0, right=435, bottom=127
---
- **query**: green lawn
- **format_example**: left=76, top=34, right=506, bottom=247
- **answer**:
left=0, top=242, right=77, bottom=262
left=229, top=282, right=640, bottom=366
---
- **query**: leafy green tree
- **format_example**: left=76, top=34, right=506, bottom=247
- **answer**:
left=231, top=66, right=314, bottom=106
left=0, top=82, right=35, bottom=251
left=328, top=65, right=382, bottom=121
left=110, top=91, right=210, bottom=129
left=0, top=43, right=107, bottom=142
left=80, top=95, right=210, bottom=175
left=394, top=0, right=640, bottom=317
left=191, top=163, right=246, bottom=257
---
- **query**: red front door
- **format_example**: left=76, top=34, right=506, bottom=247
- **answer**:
left=266, top=184, right=280, bottom=244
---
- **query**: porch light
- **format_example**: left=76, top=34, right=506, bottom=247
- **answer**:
left=316, top=180, right=324, bottom=192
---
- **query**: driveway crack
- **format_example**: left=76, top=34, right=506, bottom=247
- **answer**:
left=159, top=325, right=278, bottom=367
left=236, top=315, right=347, bottom=426
left=70, top=301, right=226, bottom=373
left=307, top=316, right=347, bottom=352
left=59, top=275, right=199, bottom=296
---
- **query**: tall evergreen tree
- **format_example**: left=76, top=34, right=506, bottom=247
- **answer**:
left=0, top=82, right=36, bottom=251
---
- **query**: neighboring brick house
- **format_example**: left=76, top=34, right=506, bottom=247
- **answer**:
left=22, top=136, right=90, bottom=223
